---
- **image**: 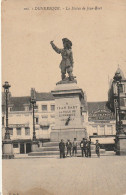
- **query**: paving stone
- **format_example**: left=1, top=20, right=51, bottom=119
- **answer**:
left=2, top=155, right=126, bottom=195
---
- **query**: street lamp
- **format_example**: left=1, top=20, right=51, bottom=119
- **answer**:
left=2, top=81, right=13, bottom=158
left=113, top=71, right=123, bottom=135
left=2, top=81, right=11, bottom=140
left=31, top=98, right=36, bottom=141
left=30, top=97, right=38, bottom=152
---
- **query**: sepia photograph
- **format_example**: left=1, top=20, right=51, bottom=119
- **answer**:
left=1, top=0, right=126, bottom=194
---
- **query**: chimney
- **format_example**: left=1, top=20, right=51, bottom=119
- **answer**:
left=31, top=88, right=36, bottom=99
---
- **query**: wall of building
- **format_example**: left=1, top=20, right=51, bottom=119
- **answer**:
left=34, top=100, right=55, bottom=139
left=2, top=100, right=55, bottom=141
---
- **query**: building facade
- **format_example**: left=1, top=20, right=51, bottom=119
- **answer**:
left=3, top=68, right=125, bottom=153
left=107, top=67, right=126, bottom=132
left=2, top=89, right=55, bottom=154
left=87, top=101, right=116, bottom=150
left=2, top=88, right=87, bottom=154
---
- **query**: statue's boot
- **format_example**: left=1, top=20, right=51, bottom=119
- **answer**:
left=68, top=72, right=74, bottom=81
left=62, top=73, right=66, bottom=80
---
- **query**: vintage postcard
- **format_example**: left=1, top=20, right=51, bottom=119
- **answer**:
left=1, top=0, right=126, bottom=194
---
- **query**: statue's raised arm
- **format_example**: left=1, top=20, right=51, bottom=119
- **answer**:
left=50, top=38, right=74, bottom=81
left=50, top=41, right=62, bottom=54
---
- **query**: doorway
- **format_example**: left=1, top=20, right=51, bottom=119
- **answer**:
left=26, top=143, right=31, bottom=153
left=20, top=143, right=24, bottom=154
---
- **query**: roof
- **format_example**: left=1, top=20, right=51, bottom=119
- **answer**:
left=2, top=92, right=55, bottom=112
left=87, top=101, right=115, bottom=121
left=9, top=96, right=31, bottom=111
left=87, top=101, right=111, bottom=114
left=35, top=92, right=55, bottom=101
left=115, top=67, right=125, bottom=80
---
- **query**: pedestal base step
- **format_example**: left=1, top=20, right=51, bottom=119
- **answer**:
left=2, top=154, right=14, bottom=159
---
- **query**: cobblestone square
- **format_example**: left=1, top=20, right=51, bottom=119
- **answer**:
left=2, top=155, right=126, bottom=195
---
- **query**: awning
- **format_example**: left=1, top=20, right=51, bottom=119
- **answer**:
left=39, top=121, right=50, bottom=126
left=9, top=123, right=29, bottom=128
left=91, top=137, right=115, bottom=144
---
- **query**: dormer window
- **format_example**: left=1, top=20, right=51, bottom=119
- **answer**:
left=25, top=106, right=29, bottom=111
left=119, top=84, right=124, bottom=93
left=8, top=106, right=13, bottom=112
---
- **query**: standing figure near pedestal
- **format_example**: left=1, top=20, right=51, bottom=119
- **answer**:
left=80, top=138, right=85, bottom=157
left=87, top=139, right=91, bottom=158
left=59, top=139, right=65, bottom=158
left=50, top=38, right=74, bottom=81
left=66, top=139, right=72, bottom=157
left=83, top=138, right=87, bottom=157
left=95, top=140, right=100, bottom=157
left=72, top=138, right=77, bottom=157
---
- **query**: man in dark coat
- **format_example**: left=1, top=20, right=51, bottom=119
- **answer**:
left=59, top=139, right=65, bottom=158
left=83, top=138, right=88, bottom=157
left=66, top=139, right=72, bottom=157
left=87, top=139, right=92, bottom=157
left=95, top=140, right=100, bottom=157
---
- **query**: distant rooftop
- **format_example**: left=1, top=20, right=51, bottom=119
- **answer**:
left=2, top=92, right=55, bottom=112
left=115, top=67, right=125, bottom=80
left=35, top=92, right=55, bottom=101
left=87, top=101, right=115, bottom=121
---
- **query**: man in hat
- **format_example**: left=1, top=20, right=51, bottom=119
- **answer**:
left=72, top=138, right=77, bottom=157
left=59, top=139, right=65, bottom=158
left=95, top=140, right=100, bottom=157
left=84, top=138, right=88, bottom=157
left=87, top=138, right=92, bottom=158
left=80, top=138, right=85, bottom=157
left=66, top=139, right=72, bottom=157
left=50, top=38, right=74, bottom=81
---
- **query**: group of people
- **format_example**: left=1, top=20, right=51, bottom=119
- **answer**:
left=59, top=138, right=100, bottom=158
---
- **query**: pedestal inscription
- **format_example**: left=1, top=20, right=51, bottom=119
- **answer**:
left=51, top=82, right=87, bottom=141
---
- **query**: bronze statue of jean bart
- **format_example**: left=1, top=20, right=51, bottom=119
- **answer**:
left=50, top=38, right=75, bottom=81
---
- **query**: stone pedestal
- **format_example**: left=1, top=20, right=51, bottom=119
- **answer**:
left=2, top=140, right=14, bottom=159
left=31, top=141, right=38, bottom=152
left=51, top=80, right=87, bottom=142
left=51, top=128, right=86, bottom=142
left=116, top=134, right=126, bottom=155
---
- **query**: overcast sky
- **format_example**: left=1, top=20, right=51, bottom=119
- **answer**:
left=2, top=0, right=126, bottom=102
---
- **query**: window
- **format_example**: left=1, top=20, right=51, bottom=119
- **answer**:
left=16, top=127, right=21, bottom=135
left=99, top=126, right=105, bottom=135
left=42, top=115, right=48, bottom=118
left=36, top=117, right=39, bottom=124
left=119, top=84, right=124, bottom=93
left=42, top=105, right=47, bottom=111
left=51, top=115, right=55, bottom=118
left=51, top=105, right=55, bottom=111
left=92, top=126, right=97, bottom=135
left=124, top=98, right=126, bottom=107
left=2, top=117, right=4, bottom=126
left=24, top=114, right=29, bottom=117
left=25, top=127, right=30, bottom=135
left=107, top=125, right=113, bottom=135
left=40, top=126, right=49, bottom=130
left=25, top=106, right=29, bottom=111
left=125, top=84, right=126, bottom=93
left=34, top=105, right=38, bottom=109
left=93, top=133, right=98, bottom=136
left=80, top=107, right=83, bottom=115
left=9, top=128, right=13, bottom=135
left=10, top=107, right=13, bottom=111
left=13, top=143, right=18, bottom=148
